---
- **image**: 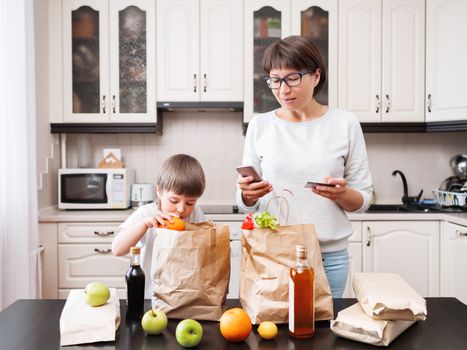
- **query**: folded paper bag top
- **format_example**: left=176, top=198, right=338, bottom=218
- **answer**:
left=353, top=273, right=427, bottom=321
left=59, top=288, right=121, bottom=346
left=330, top=303, right=416, bottom=347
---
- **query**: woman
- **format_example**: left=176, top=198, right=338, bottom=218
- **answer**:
left=236, top=35, right=373, bottom=298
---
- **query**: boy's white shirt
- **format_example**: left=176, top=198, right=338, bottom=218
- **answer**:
left=119, top=202, right=206, bottom=298
left=236, top=108, right=373, bottom=253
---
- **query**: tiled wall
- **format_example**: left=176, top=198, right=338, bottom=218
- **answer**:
left=66, top=114, right=467, bottom=205
left=66, top=112, right=245, bottom=205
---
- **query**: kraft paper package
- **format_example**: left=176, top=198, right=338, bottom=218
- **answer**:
left=60, top=288, right=120, bottom=346
left=330, top=303, right=416, bottom=346
left=151, top=221, right=230, bottom=321
left=240, top=221, right=333, bottom=324
left=353, top=273, right=427, bottom=321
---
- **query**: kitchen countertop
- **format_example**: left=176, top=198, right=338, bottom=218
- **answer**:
left=38, top=206, right=467, bottom=226
left=1, top=298, right=466, bottom=350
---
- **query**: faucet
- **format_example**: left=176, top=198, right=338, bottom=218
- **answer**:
left=392, top=170, right=423, bottom=206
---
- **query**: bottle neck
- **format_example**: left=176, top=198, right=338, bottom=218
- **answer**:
left=130, top=253, right=141, bottom=266
left=296, top=254, right=308, bottom=267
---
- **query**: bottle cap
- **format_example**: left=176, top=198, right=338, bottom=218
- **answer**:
left=296, top=244, right=307, bottom=258
left=130, top=246, right=140, bottom=254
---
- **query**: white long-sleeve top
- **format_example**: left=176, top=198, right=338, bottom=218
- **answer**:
left=236, top=109, right=373, bottom=253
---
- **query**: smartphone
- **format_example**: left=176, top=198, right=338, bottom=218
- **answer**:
left=236, top=166, right=262, bottom=182
left=305, top=181, right=336, bottom=188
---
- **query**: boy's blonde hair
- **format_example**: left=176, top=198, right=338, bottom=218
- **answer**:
left=157, top=154, right=205, bottom=197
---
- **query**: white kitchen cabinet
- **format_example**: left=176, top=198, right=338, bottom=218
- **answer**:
left=39, top=223, right=59, bottom=299
left=343, top=221, right=363, bottom=298
left=440, top=222, right=467, bottom=304
left=40, top=222, right=130, bottom=299
left=156, top=0, right=243, bottom=102
left=363, top=221, right=440, bottom=297
left=338, top=0, right=425, bottom=123
left=426, top=0, right=467, bottom=122
left=62, top=0, right=156, bottom=123
left=244, top=0, right=338, bottom=122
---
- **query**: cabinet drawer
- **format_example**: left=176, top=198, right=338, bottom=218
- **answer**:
left=58, top=244, right=129, bottom=288
left=58, top=288, right=127, bottom=300
left=215, top=221, right=242, bottom=240
left=58, top=223, right=121, bottom=243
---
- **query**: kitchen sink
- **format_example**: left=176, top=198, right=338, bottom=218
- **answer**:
left=366, top=204, right=412, bottom=213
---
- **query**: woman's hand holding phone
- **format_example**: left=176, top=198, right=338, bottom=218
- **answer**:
left=236, top=166, right=273, bottom=206
left=309, top=177, right=347, bottom=201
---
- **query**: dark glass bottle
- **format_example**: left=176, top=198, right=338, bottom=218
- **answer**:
left=125, top=246, right=145, bottom=320
left=289, top=244, right=315, bottom=338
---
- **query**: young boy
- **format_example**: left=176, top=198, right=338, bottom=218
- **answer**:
left=112, top=154, right=206, bottom=298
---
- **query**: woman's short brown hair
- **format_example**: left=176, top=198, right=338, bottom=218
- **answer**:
left=262, top=35, right=326, bottom=96
left=157, top=154, right=205, bottom=197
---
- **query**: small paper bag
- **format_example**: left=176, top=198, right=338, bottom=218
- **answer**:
left=151, top=221, right=230, bottom=321
left=240, top=222, right=333, bottom=324
left=60, top=289, right=120, bottom=346
left=353, top=273, right=427, bottom=321
left=330, top=303, right=416, bottom=346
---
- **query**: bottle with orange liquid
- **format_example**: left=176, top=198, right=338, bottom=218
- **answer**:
left=289, top=244, right=315, bottom=338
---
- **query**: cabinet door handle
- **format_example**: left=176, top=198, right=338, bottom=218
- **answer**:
left=427, top=94, right=432, bottom=113
left=366, top=226, right=372, bottom=247
left=385, top=94, right=390, bottom=113
left=102, top=95, right=106, bottom=114
left=112, top=95, right=116, bottom=113
left=193, top=74, right=197, bottom=93
left=203, top=74, right=207, bottom=92
left=94, top=248, right=112, bottom=254
left=456, top=229, right=467, bottom=237
left=94, top=230, right=115, bottom=237
left=376, top=95, right=380, bottom=113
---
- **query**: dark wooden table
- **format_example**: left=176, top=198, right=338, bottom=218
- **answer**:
left=1, top=298, right=466, bottom=349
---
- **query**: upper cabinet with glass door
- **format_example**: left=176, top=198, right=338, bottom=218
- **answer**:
left=63, top=0, right=156, bottom=123
left=244, top=0, right=337, bottom=123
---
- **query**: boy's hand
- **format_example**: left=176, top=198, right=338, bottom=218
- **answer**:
left=144, top=211, right=180, bottom=228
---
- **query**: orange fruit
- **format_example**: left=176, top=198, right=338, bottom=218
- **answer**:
left=219, top=308, right=252, bottom=342
left=160, top=217, right=185, bottom=231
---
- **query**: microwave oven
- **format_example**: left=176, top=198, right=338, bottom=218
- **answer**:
left=58, top=168, right=135, bottom=209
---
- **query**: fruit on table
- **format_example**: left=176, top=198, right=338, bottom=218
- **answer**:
left=257, top=321, right=278, bottom=340
left=160, top=217, right=185, bottom=231
left=84, top=282, right=110, bottom=307
left=141, top=308, right=168, bottom=335
left=175, top=319, right=203, bottom=347
left=219, top=308, right=252, bottom=342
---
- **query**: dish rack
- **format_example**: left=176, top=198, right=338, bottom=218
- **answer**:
left=432, top=189, right=467, bottom=207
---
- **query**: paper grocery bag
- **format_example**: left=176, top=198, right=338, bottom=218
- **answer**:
left=151, top=221, right=230, bottom=321
left=240, top=223, right=333, bottom=324
left=60, top=289, right=120, bottom=346
left=353, top=273, right=427, bottom=321
left=330, top=303, right=416, bottom=346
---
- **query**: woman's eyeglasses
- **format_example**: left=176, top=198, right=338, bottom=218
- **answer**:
left=264, top=71, right=310, bottom=89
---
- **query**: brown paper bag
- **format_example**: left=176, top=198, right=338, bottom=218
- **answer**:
left=330, top=303, right=416, bottom=346
left=353, top=273, right=427, bottom=321
left=151, top=221, right=230, bottom=321
left=240, top=222, right=334, bottom=324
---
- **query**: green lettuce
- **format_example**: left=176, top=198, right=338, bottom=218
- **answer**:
left=254, top=211, right=279, bottom=230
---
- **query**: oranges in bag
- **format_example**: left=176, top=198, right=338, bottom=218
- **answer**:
left=160, top=217, right=185, bottom=231
left=219, top=308, right=252, bottom=342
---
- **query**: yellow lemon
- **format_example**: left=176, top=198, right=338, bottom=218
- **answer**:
left=257, top=321, right=278, bottom=340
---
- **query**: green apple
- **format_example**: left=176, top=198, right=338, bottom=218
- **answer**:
left=141, top=308, right=168, bottom=335
left=175, top=319, right=203, bottom=348
left=84, top=282, right=110, bottom=307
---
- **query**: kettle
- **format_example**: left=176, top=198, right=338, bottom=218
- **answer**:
left=130, top=183, right=154, bottom=208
